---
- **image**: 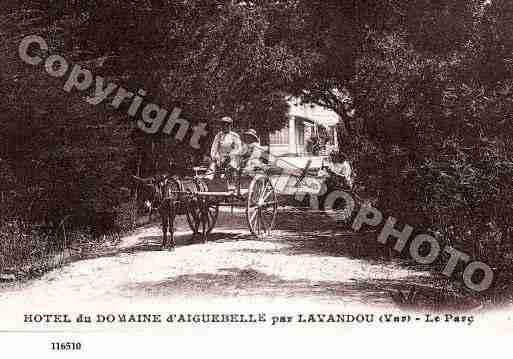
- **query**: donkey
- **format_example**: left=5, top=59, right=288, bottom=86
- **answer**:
left=132, top=175, right=180, bottom=250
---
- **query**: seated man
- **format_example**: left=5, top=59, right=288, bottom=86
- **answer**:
left=208, top=116, right=242, bottom=183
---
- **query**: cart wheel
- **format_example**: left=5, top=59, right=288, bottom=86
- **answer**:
left=198, top=198, right=219, bottom=242
left=185, top=178, right=219, bottom=238
left=199, top=198, right=219, bottom=238
left=185, top=197, right=200, bottom=234
left=186, top=198, right=218, bottom=237
left=246, top=175, right=277, bottom=239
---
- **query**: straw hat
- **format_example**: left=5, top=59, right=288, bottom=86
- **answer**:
left=243, top=129, right=259, bottom=142
left=218, top=116, right=233, bottom=124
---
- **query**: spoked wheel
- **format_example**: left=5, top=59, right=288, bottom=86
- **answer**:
left=185, top=178, right=219, bottom=240
left=186, top=199, right=218, bottom=237
left=196, top=198, right=219, bottom=241
left=185, top=196, right=219, bottom=239
left=246, top=175, right=278, bottom=239
left=185, top=196, right=200, bottom=234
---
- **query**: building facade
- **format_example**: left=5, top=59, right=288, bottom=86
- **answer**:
left=268, top=97, right=340, bottom=157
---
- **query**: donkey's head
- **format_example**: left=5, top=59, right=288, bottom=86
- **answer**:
left=131, top=175, right=165, bottom=208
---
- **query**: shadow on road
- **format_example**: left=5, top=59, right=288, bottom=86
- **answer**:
left=122, top=267, right=481, bottom=311
left=93, top=208, right=482, bottom=311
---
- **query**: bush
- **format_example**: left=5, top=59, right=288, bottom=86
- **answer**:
left=0, top=220, right=68, bottom=277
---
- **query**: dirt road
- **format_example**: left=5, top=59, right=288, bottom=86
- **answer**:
left=0, top=208, right=480, bottom=331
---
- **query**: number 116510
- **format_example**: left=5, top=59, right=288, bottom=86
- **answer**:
left=51, top=342, right=82, bottom=351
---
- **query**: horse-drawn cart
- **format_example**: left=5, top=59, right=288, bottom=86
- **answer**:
left=182, top=168, right=279, bottom=241
left=133, top=156, right=351, bottom=248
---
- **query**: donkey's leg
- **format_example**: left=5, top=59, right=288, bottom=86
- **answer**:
left=169, top=204, right=176, bottom=249
left=161, top=205, right=168, bottom=250
left=200, top=198, right=209, bottom=243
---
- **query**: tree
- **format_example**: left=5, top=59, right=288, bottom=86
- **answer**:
left=0, top=1, right=310, bottom=221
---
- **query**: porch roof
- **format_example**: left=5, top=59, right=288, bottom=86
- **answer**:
left=287, top=97, right=339, bottom=127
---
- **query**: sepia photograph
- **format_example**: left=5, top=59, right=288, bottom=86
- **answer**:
left=0, top=0, right=512, bottom=355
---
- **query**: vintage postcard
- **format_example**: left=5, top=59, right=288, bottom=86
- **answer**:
left=1, top=1, right=512, bottom=356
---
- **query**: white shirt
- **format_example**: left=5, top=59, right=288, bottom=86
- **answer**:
left=241, top=141, right=264, bottom=172
left=210, top=131, right=243, bottom=167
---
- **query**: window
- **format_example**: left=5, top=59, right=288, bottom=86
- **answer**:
left=269, top=126, right=289, bottom=145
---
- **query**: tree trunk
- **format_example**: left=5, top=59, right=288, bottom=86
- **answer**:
left=131, top=152, right=143, bottom=228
